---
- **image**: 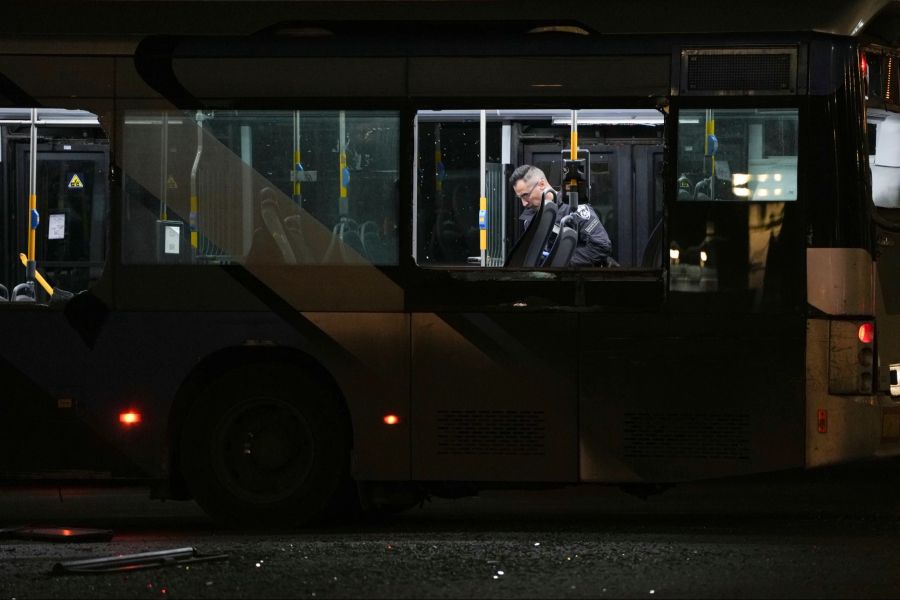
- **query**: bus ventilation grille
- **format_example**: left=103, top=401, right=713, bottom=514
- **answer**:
left=681, top=48, right=797, bottom=95
left=622, top=412, right=750, bottom=460
left=436, top=409, right=546, bottom=456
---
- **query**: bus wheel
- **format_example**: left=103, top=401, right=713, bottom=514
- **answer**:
left=179, top=365, right=349, bottom=528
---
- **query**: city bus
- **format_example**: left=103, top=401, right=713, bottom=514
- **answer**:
left=0, top=0, right=898, bottom=527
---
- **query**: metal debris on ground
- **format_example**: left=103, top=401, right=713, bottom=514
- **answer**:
left=52, top=546, right=229, bottom=575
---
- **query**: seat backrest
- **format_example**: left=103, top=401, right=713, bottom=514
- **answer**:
left=283, top=214, right=314, bottom=263
left=505, top=200, right=558, bottom=268
left=12, top=282, right=35, bottom=303
left=641, top=217, right=664, bottom=268
left=546, top=225, right=578, bottom=267
left=260, top=196, right=297, bottom=264
left=322, top=218, right=365, bottom=264
left=359, top=221, right=385, bottom=263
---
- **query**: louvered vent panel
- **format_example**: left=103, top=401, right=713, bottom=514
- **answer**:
left=682, top=49, right=797, bottom=95
left=436, top=409, right=546, bottom=456
left=623, top=413, right=750, bottom=460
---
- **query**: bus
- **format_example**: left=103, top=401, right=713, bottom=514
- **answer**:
left=0, top=0, right=898, bottom=527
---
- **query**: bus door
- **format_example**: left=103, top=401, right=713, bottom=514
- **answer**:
left=14, top=141, right=108, bottom=297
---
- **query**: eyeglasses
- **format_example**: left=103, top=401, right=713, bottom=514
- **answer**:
left=515, top=181, right=539, bottom=201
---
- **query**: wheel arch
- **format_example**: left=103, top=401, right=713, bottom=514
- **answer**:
left=161, top=344, right=351, bottom=500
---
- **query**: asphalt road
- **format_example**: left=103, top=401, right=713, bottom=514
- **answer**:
left=1, top=459, right=899, bottom=599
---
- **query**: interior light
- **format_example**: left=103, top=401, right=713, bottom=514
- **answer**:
left=858, top=322, right=874, bottom=344
left=756, top=189, right=769, bottom=198
left=553, top=117, right=663, bottom=125
left=774, top=188, right=783, bottom=196
left=383, top=414, right=400, bottom=426
left=700, top=250, right=708, bottom=264
left=119, top=410, right=142, bottom=426
left=732, top=173, right=751, bottom=186
left=773, top=173, right=783, bottom=182
left=733, top=188, right=751, bottom=198
left=757, top=174, right=769, bottom=182
left=669, top=248, right=680, bottom=261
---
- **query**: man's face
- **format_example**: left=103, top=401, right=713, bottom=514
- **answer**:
left=513, top=177, right=545, bottom=209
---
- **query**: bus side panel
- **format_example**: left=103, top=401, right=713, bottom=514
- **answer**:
left=410, top=312, right=578, bottom=482
left=579, top=313, right=805, bottom=482
left=83, top=310, right=411, bottom=482
left=301, top=312, right=411, bottom=481
left=0, top=308, right=144, bottom=478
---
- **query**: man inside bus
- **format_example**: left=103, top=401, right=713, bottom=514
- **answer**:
left=510, top=164, right=613, bottom=267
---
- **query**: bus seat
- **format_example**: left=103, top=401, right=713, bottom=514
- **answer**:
left=12, top=282, right=35, bottom=303
left=260, top=193, right=297, bottom=264
left=360, top=220, right=385, bottom=263
left=322, top=218, right=366, bottom=263
left=641, top=217, right=664, bottom=268
left=283, top=214, right=315, bottom=264
left=546, top=224, right=577, bottom=267
left=245, top=227, right=283, bottom=264
left=0, top=284, right=7, bottom=302
left=523, top=201, right=558, bottom=267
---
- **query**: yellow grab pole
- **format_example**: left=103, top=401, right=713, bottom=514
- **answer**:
left=27, top=193, right=37, bottom=261
left=19, top=253, right=52, bottom=296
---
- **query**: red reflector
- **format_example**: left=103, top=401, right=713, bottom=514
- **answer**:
left=861, top=53, right=868, bottom=79
left=119, top=411, right=142, bottom=425
left=858, top=322, right=874, bottom=344
left=817, top=409, right=828, bottom=434
left=383, top=414, right=399, bottom=426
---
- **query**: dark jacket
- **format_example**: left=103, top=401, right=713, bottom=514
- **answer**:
left=519, top=201, right=612, bottom=266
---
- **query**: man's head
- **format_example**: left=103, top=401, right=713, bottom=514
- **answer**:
left=509, top=165, right=550, bottom=209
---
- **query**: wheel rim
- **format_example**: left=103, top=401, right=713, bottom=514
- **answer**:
left=210, top=396, right=315, bottom=504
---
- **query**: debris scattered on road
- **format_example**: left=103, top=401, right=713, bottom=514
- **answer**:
left=52, top=546, right=229, bottom=575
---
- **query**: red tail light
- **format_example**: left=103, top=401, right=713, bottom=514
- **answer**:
left=383, top=414, right=399, bottom=426
left=858, top=322, right=874, bottom=344
left=119, top=410, right=142, bottom=426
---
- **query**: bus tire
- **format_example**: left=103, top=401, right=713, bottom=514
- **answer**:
left=179, top=363, right=349, bottom=528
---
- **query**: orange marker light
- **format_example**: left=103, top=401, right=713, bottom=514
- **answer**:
left=858, top=322, right=874, bottom=344
left=119, top=410, right=142, bottom=426
left=383, top=414, right=399, bottom=426
left=817, top=409, right=828, bottom=434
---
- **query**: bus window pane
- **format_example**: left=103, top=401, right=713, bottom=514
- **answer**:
left=677, top=109, right=798, bottom=202
left=871, top=112, right=900, bottom=209
left=121, top=111, right=400, bottom=266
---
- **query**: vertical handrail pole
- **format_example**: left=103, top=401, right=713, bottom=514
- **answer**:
left=479, top=110, right=487, bottom=267
left=26, top=108, right=38, bottom=282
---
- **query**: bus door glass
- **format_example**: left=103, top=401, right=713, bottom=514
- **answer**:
left=669, top=107, right=801, bottom=312
left=15, top=144, right=108, bottom=295
left=0, top=109, right=108, bottom=303
left=867, top=108, right=900, bottom=395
